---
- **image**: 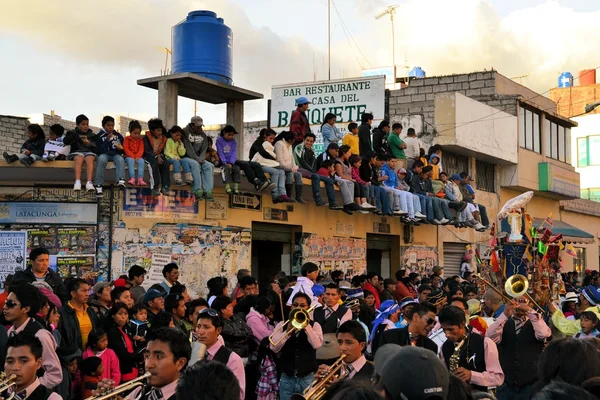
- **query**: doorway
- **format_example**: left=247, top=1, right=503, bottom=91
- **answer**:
left=366, top=234, right=400, bottom=279
left=252, top=222, right=300, bottom=281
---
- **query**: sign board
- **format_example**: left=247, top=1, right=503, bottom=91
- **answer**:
left=0, top=202, right=97, bottom=225
left=229, top=192, right=262, bottom=211
left=264, top=207, right=288, bottom=222
left=56, top=256, right=95, bottom=279
left=0, top=231, right=27, bottom=287
left=206, top=193, right=228, bottom=220
left=123, top=188, right=198, bottom=219
left=373, top=222, right=391, bottom=234
left=270, top=76, right=386, bottom=154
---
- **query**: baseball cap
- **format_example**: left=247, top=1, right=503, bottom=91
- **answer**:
left=312, top=284, right=325, bottom=297
left=397, top=168, right=407, bottom=175
left=113, top=278, right=127, bottom=288
left=339, top=280, right=352, bottom=290
left=375, top=344, right=448, bottom=400
left=143, top=288, right=164, bottom=303
left=450, top=174, right=462, bottom=181
left=92, top=281, right=112, bottom=295
left=295, top=96, right=311, bottom=106
left=191, top=116, right=204, bottom=127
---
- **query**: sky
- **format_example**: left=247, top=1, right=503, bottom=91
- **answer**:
left=1, top=0, right=600, bottom=127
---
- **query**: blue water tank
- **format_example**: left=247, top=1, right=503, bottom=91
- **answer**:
left=409, top=67, right=426, bottom=78
left=172, top=11, right=233, bottom=84
left=558, top=72, right=573, bottom=88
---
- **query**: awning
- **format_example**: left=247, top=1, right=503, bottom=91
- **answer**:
left=500, top=218, right=595, bottom=244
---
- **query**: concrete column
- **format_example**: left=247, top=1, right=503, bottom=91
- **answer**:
left=158, top=80, right=178, bottom=128
left=227, top=100, right=244, bottom=160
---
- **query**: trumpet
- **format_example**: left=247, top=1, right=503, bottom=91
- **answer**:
left=0, top=372, right=17, bottom=400
left=291, top=354, right=348, bottom=400
left=84, top=372, right=152, bottom=400
left=269, top=304, right=317, bottom=346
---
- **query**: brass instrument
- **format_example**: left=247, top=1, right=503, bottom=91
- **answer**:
left=0, top=373, right=17, bottom=400
left=449, top=336, right=467, bottom=374
left=291, top=354, right=348, bottom=400
left=473, top=274, right=545, bottom=315
left=84, top=372, right=152, bottom=400
left=269, top=304, right=317, bottom=346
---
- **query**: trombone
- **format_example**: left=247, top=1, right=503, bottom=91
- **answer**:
left=473, top=274, right=545, bottom=315
left=291, top=354, right=348, bottom=400
left=269, top=304, right=317, bottom=347
left=84, top=372, right=152, bottom=400
left=0, top=373, right=17, bottom=400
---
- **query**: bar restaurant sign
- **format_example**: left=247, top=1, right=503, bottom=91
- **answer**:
left=270, top=76, right=386, bottom=129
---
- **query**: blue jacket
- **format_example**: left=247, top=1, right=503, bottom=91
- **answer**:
left=381, top=164, right=398, bottom=188
left=96, top=130, right=125, bottom=156
left=321, top=124, right=343, bottom=150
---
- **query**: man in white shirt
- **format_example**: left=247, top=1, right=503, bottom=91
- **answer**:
left=403, top=128, right=420, bottom=170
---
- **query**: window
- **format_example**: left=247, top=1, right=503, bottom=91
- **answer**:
left=519, top=106, right=541, bottom=153
left=573, top=247, right=587, bottom=272
left=442, top=151, right=469, bottom=176
left=577, top=135, right=600, bottom=167
left=475, top=160, right=496, bottom=193
left=581, top=188, right=600, bottom=203
left=545, top=118, right=570, bottom=163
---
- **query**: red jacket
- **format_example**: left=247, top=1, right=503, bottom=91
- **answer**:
left=290, top=108, right=310, bottom=144
left=124, top=136, right=145, bottom=159
left=363, top=282, right=381, bottom=309
left=395, top=281, right=417, bottom=301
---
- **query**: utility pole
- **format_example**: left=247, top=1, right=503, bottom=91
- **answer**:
left=328, top=0, right=331, bottom=80
left=375, top=5, right=399, bottom=83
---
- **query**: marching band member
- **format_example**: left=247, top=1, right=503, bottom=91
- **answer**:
left=439, top=305, right=504, bottom=392
left=195, top=308, right=246, bottom=399
left=4, top=334, right=63, bottom=400
left=127, top=327, right=190, bottom=400
left=487, top=297, right=551, bottom=400
left=270, top=293, right=323, bottom=400
left=314, top=284, right=352, bottom=366
left=316, top=320, right=374, bottom=381
left=379, top=302, right=438, bottom=354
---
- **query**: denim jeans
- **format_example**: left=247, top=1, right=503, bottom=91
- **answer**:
left=417, top=194, right=434, bottom=220
left=261, top=166, right=286, bottom=197
left=311, top=174, right=336, bottom=203
left=95, top=154, right=125, bottom=185
left=17, top=153, right=42, bottom=161
left=496, top=384, right=533, bottom=400
left=167, top=158, right=190, bottom=174
left=181, top=158, right=213, bottom=193
left=433, top=197, right=452, bottom=219
left=125, top=157, right=145, bottom=179
left=279, top=373, right=314, bottom=400
left=373, top=186, right=392, bottom=214
left=285, top=171, right=303, bottom=185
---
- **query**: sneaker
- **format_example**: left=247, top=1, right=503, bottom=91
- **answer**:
left=361, top=202, right=376, bottom=209
left=473, top=222, right=484, bottom=230
left=329, top=204, right=344, bottom=210
left=415, top=212, right=427, bottom=219
left=48, top=153, right=55, bottom=161
left=185, top=172, right=194, bottom=184
left=137, top=178, right=147, bottom=186
left=151, top=188, right=161, bottom=197
left=273, top=196, right=285, bottom=204
left=19, top=157, right=33, bottom=167
left=359, top=210, right=370, bottom=214
left=266, top=182, right=277, bottom=193
left=393, top=210, right=406, bottom=216
left=258, top=180, right=271, bottom=192
left=347, top=203, right=363, bottom=211
left=316, top=198, right=328, bottom=207
left=42, top=154, right=49, bottom=162
left=194, top=190, right=204, bottom=200
left=117, top=179, right=126, bottom=188
left=283, top=195, right=296, bottom=203
left=85, top=181, right=95, bottom=192
left=73, top=181, right=82, bottom=191
left=432, top=219, right=442, bottom=225
left=439, top=218, right=450, bottom=224
left=342, top=205, right=354, bottom=215
left=204, top=192, right=215, bottom=202
left=161, top=186, right=170, bottom=196
left=127, top=178, right=136, bottom=186
left=174, top=180, right=184, bottom=186
left=95, top=185, right=103, bottom=197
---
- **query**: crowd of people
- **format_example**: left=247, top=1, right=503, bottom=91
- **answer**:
left=1, top=248, right=600, bottom=400
left=2, top=98, right=489, bottom=229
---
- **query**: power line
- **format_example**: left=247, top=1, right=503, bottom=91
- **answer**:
left=331, top=0, right=373, bottom=70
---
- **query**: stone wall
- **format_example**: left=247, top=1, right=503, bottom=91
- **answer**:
left=0, top=115, right=29, bottom=155
left=116, top=116, right=148, bottom=134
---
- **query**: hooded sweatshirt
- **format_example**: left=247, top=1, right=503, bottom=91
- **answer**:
left=182, top=123, right=209, bottom=163
left=96, top=130, right=125, bottom=156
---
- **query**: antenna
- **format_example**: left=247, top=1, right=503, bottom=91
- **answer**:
left=375, top=5, right=400, bottom=84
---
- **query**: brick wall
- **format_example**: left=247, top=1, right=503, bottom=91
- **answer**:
left=550, top=84, right=600, bottom=118
left=116, top=116, right=149, bottom=135
left=0, top=115, right=29, bottom=155
left=33, top=113, right=103, bottom=133
left=561, top=198, right=600, bottom=217
left=389, top=71, right=520, bottom=145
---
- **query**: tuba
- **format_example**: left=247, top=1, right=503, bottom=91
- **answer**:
left=291, top=354, right=348, bottom=400
left=84, top=372, right=152, bottom=400
left=0, top=373, right=17, bottom=400
left=269, top=304, right=317, bottom=346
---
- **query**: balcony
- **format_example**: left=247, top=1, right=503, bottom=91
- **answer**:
left=434, top=92, right=518, bottom=165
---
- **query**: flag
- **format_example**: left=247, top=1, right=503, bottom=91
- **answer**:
left=565, top=244, right=577, bottom=257
left=545, top=213, right=554, bottom=226
left=491, top=250, right=501, bottom=272
left=538, top=241, right=548, bottom=255
left=559, top=242, right=565, bottom=251
left=522, top=245, right=533, bottom=262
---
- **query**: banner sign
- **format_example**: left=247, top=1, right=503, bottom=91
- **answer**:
left=0, top=202, right=97, bottom=225
left=0, top=231, right=27, bottom=286
left=270, top=76, right=386, bottom=154
left=123, top=188, right=199, bottom=219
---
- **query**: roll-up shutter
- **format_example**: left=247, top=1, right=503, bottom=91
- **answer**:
left=442, top=242, right=467, bottom=278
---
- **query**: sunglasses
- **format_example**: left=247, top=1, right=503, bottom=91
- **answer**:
left=426, top=318, right=436, bottom=325
left=199, top=308, right=219, bottom=317
left=4, top=300, right=21, bottom=309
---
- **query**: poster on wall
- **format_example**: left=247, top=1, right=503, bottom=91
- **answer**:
left=122, top=188, right=199, bottom=219
left=298, top=234, right=367, bottom=279
left=0, top=231, right=27, bottom=287
left=400, top=246, right=439, bottom=276
left=56, top=256, right=96, bottom=279
left=110, top=223, right=251, bottom=298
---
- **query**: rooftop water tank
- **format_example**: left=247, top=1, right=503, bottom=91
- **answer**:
left=579, top=69, right=597, bottom=86
left=172, top=10, right=233, bottom=84
left=409, top=67, right=426, bottom=78
left=558, top=72, right=573, bottom=88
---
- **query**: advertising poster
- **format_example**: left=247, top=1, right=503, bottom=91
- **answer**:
left=300, top=234, right=367, bottom=279
left=56, top=256, right=95, bottom=279
left=401, top=246, right=439, bottom=275
left=122, top=188, right=199, bottom=219
left=0, top=202, right=97, bottom=225
left=0, top=231, right=27, bottom=287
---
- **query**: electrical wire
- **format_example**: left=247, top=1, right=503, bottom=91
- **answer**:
left=331, top=0, right=373, bottom=70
